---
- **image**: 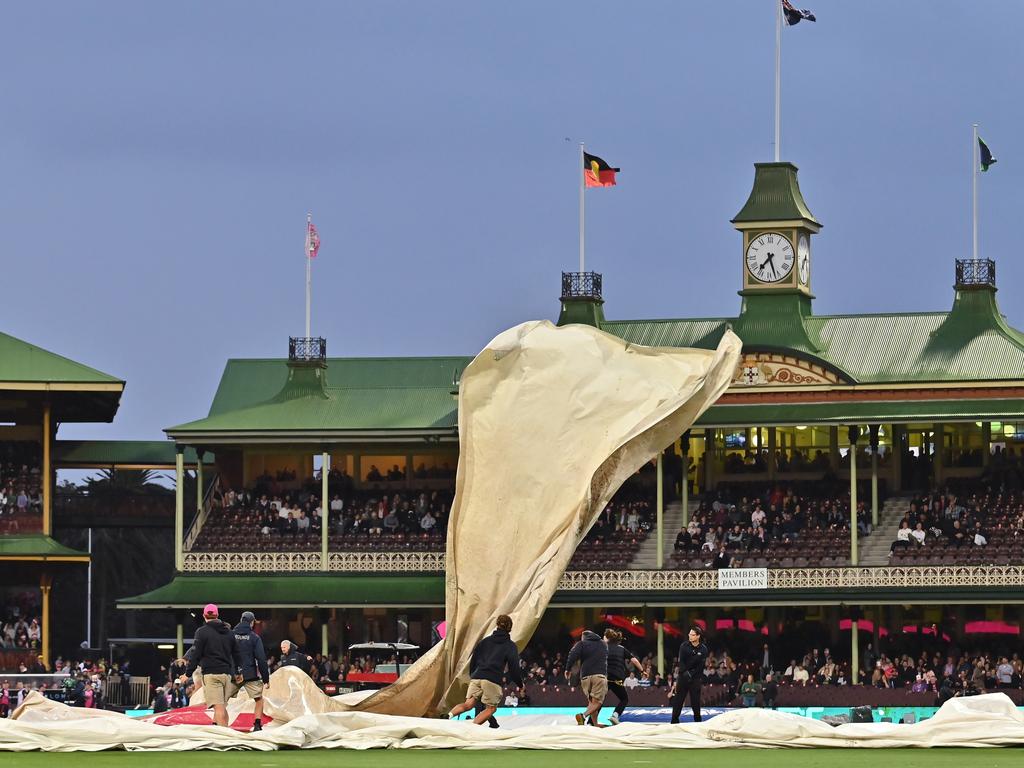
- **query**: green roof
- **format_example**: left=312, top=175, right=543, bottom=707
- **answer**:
left=0, top=331, right=122, bottom=385
left=603, top=301, right=1024, bottom=384
left=698, top=397, right=1024, bottom=427
left=0, top=535, right=89, bottom=561
left=117, top=574, right=445, bottom=608
left=55, top=441, right=212, bottom=468
left=167, top=357, right=469, bottom=439
left=117, top=573, right=1024, bottom=610
left=731, top=162, right=820, bottom=226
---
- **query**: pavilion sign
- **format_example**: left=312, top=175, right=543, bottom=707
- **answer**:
left=717, top=567, right=769, bottom=590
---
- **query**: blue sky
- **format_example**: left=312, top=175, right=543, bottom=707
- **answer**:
left=1, top=1, right=1021, bottom=440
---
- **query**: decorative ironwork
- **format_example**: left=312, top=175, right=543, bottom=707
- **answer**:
left=289, top=336, right=327, bottom=362
left=182, top=555, right=1024, bottom=591
left=561, top=271, right=603, bottom=300
left=955, top=259, right=996, bottom=287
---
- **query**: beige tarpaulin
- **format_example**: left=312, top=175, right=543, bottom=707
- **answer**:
left=7, top=672, right=1024, bottom=750
left=355, top=321, right=742, bottom=716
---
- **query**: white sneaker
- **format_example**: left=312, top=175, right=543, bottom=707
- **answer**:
left=609, top=712, right=620, bottom=725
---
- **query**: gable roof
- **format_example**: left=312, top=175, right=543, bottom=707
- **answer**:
left=166, top=356, right=470, bottom=440
left=0, top=332, right=122, bottom=385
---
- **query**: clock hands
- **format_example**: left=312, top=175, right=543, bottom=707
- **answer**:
left=759, top=252, right=776, bottom=279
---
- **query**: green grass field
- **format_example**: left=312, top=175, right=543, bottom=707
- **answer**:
left=2, top=750, right=1019, bottom=768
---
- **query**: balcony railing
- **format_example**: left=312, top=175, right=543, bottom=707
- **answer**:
left=955, top=258, right=996, bottom=287
left=289, top=336, right=327, bottom=363
left=181, top=554, right=1024, bottom=590
left=561, top=271, right=603, bottom=300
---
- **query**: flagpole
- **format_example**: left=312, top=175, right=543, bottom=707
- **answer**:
left=305, top=212, right=312, bottom=338
left=579, top=141, right=586, bottom=273
left=972, top=124, right=978, bottom=261
left=775, top=0, right=782, bottom=162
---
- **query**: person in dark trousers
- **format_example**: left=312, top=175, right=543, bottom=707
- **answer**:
left=762, top=672, right=778, bottom=709
left=184, top=603, right=242, bottom=727
left=279, top=640, right=313, bottom=674
left=670, top=625, right=709, bottom=724
left=604, top=629, right=643, bottom=725
left=566, top=629, right=609, bottom=726
left=447, top=614, right=524, bottom=726
left=233, top=610, right=271, bottom=732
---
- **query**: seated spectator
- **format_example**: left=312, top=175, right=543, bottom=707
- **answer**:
left=792, top=664, right=809, bottom=686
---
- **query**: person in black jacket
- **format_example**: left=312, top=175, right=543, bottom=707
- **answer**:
left=185, top=604, right=242, bottom=727
left=670, top=625, right=709, bottom=723
left=233, top=611, right=270, bottom=732
left=447, top=614, right=523, bottom=725
left=565, top=629, right=609, bottom=726
left=604, top=629, right=643, bottom=725
left=278, top=640, right=313, bottom=674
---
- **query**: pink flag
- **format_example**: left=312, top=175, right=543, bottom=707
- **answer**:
left=306, top=220, right=321, bottom=258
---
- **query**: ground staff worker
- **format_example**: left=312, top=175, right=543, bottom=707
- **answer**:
left=184, top=603, right=242, bottom=727
left=604, top=629, right=643, bottom=725
left=232, top=611, right=270, bottom=732
left=670, top=625, right=709, bottom=724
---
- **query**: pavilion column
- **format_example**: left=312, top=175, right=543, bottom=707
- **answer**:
left=175, top=446, right=185, bottom=572
left=196, top=451, right=204, bottom=518
left=322, top=451, right=330, bottom=571
left=851, top=609, right=860, bottom=685
left=767, top=427, right=777, bottom=480
left=869, top=426, right=880, bottom=529
left=321, top=612, right=329, bottom=657
left=705, top=429, right=716, bottom=492
left=656, top=454, right=664, bottom=569
left=848, top=426, right=859, bottom=566
left=891, top=425, right=903, bottom=491
left=42, top=402, right=52, bottom=536
left=176, top=618, right=184, bottom=660
left=681, top=432, right=691, bottom=528
left=982, top=422, right=992, bottom=468
left=40, top=573, right=52, bottom=670
left=657, top=620, right=665, bottom=678
left=934, top=423, right=945, bottom=487
left=829, top=427, right=840, bottom=472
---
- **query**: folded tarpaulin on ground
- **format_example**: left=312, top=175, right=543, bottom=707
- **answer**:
left=6, top=675, right=1024, bottom=750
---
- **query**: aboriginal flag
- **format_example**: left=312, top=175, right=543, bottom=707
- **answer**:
left=584, top=152, right=619, bottom=188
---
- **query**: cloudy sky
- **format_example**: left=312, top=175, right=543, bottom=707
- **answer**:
left=2, top=1, right=1021, bottom=440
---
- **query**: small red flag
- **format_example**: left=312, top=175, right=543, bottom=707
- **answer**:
left=306, top=220, right=320, bottom=258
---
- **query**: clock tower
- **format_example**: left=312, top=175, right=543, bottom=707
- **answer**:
left=730, top=162, right=824, bottom=355
left=732, top=162, right=820, bottom=298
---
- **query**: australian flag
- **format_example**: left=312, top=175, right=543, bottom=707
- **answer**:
left=783, top=0, right=816, bottom=25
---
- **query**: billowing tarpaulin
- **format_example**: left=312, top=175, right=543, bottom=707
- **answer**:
left=356, top=321, right=741, bottom=716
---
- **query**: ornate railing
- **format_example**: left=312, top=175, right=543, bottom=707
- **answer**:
left=561, top=271, right=602, bottom=300
left=181, top=554, right=1024, bottom=589
left=288, top=336, right=327, bottom=362
left=955, top=258, right=996, bottom=287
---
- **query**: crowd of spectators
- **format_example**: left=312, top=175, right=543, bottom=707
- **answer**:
left=0, top=442, right=43, bottom=533
left=569, top=495, right=652, bottom=569
left=0, top=657, right=113, bottom=717
left=191, top=484, right=453, bottom=553
left=670, top=483, right=874, bottom=569
left=889, top=483, right=1024, bottom=565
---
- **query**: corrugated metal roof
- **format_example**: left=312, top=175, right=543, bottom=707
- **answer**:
left=0, top=331, right=122, bottom=384
left=55, top=441, right=210, bottom=467
left=699, top=398, right=1024, bottom=427
left=0, top=534, right=89, bottom=560
left=602, top=319, right=728, bottom=349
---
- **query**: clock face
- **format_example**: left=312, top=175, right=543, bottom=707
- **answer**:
left=797, top=235, right=810, bottom=284
left=745, top=232, right=794, bottom=283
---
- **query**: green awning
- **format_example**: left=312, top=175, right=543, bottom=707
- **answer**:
left=0, top=535, right=89, bottom=561
left=117, top=575, right=446, bottom=609
left=56, top=440, right=212, bottom=468
left=697, top=397, right=1024, bottom=427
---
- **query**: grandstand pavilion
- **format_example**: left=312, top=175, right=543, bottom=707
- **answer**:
left=0, top=331, right=121, bottom=668
left=118, top=163, right=1024, bottom=686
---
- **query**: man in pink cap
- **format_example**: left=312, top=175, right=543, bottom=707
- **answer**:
left=185, top=603, right=242, bottom=727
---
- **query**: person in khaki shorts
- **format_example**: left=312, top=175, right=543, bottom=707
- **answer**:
left=231, top=611, right=270, bottom=732
left=566, top=629, right=609, bottom=726
left=185, top=604, right=242, bottom=727
left=446, top=614, right=524, bottom=726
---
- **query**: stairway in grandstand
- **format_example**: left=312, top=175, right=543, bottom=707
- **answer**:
left=857, top=495, right=915, bottom=566
left=627, top=499, right=694, bottom=569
